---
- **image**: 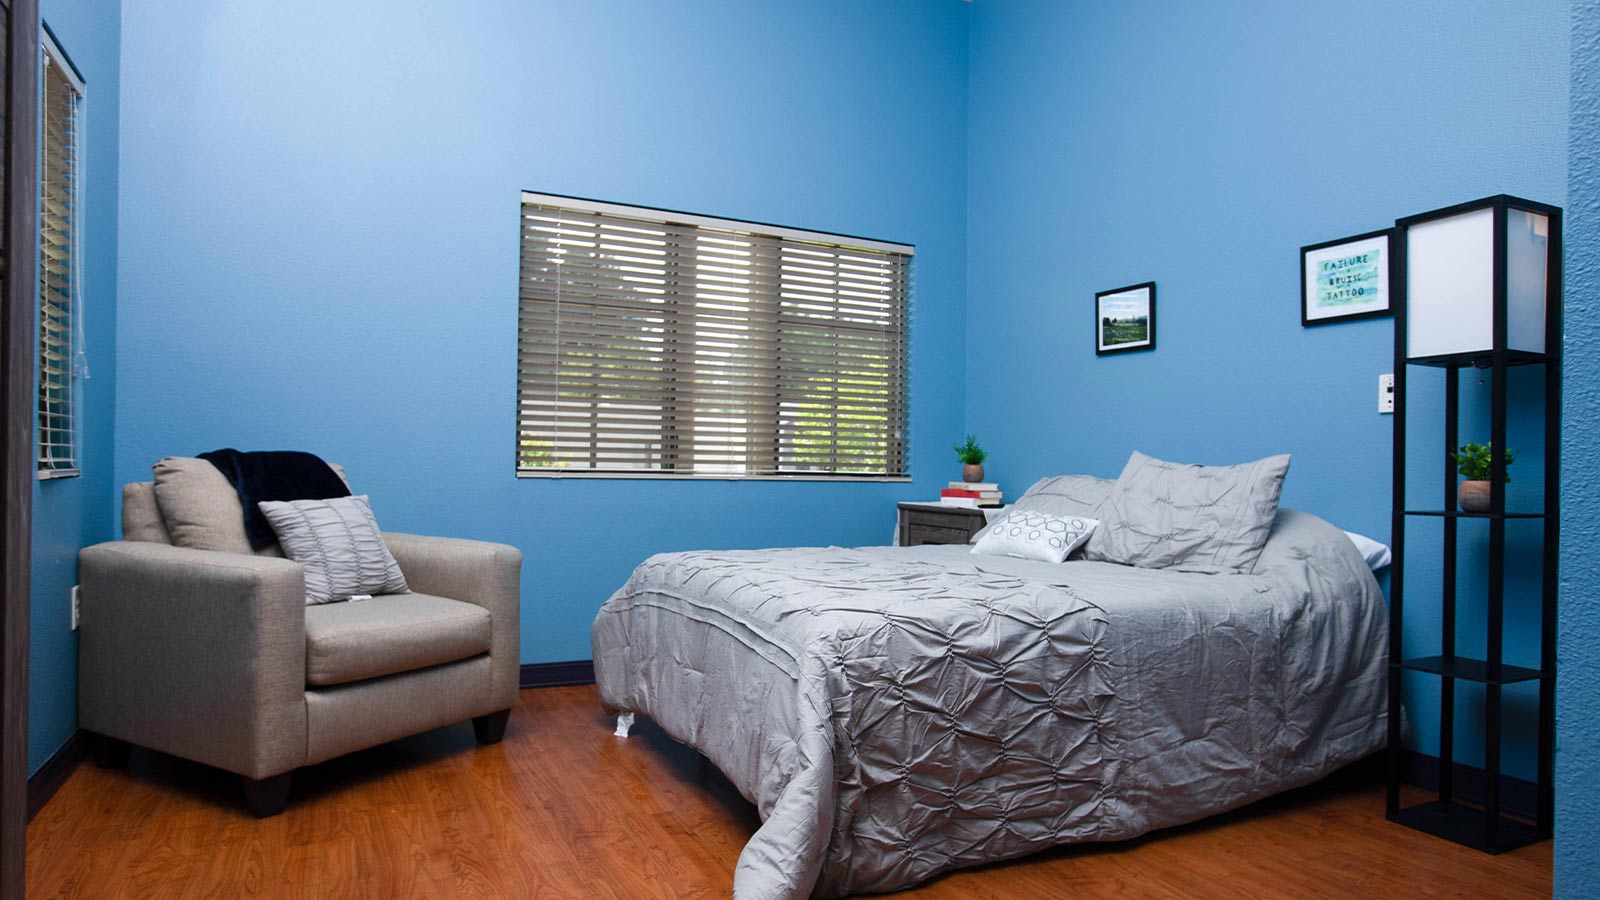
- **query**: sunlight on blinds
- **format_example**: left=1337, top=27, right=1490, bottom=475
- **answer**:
left=517, top=194, right=911, bottom=479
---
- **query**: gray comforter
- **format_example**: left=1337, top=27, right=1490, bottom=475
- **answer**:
left=591, top=509, right=1387, bottom=899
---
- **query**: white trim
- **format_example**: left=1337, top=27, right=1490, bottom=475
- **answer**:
left=519, top=191, right=915, bottom=256
left=41, top=29, right=86, bottom=94
left=516, top=471, right=912, bottom=483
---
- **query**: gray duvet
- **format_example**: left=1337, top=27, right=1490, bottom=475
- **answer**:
left=591, top=509, right=1387, bottom=899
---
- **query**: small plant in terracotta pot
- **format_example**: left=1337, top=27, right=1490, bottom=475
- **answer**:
left=1449, top=442, right=1514, bottom=513
left=953, top=434, right=988, bottom=484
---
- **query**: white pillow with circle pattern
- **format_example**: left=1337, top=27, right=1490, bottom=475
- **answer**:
left=970, top=509, right=1099, bottom=563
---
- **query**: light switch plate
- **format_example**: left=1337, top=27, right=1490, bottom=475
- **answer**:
left=1379, top=374, right=1395, bottom=414
left=70, top=585, right=79, bottom=630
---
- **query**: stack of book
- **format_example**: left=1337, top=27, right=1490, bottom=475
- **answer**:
left=940, top=482, right=1003, bottom=509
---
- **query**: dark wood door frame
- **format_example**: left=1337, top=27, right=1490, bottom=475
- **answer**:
left=1, top=0, right=40, bottom=895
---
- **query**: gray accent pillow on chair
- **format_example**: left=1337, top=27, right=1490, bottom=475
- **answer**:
left=1084, top=451, right=1290, bottom=574
left=258, top=495, right=409, bottom=604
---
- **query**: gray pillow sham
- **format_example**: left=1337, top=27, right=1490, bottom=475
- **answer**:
left=258, top=494, right=409, bottom=604
left=1084, top=450, right=1290, bottom=574
left=968, top=474, right=1116, bottom=545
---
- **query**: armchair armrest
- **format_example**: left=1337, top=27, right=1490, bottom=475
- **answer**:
left=383, top=533, right=522, bottom=710
left=77, top=541, right=309, bottom=779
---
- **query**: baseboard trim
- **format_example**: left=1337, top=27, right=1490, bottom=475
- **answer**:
left=1401, top=749, right=1538, bottom=820
left=27, top=730, right=85, bottom=821
left=520, top=659, right=595, bottom=689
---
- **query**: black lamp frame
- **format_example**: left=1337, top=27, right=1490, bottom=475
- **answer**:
left=1387, top=194, right=1562, bottom=853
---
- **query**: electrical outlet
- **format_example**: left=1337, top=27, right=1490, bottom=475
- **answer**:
left=1379, top=374, right=1395, bottom=414
left=70, top=585, right=79, bottom=630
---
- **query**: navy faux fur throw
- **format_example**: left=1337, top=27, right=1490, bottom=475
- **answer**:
left=199, top=448, right=351, bottom=550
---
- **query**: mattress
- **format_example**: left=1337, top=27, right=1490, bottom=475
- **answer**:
left=591, top=509, right=1387, bottom=899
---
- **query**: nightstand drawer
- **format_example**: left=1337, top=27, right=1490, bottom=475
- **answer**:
left=906, top=523, right=972, bottom=545
left=904, top=509, right=973, bottom=529
left=897, top=503, right=990, bottom=547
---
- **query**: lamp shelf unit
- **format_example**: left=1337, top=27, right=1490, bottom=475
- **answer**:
left=1390, top=801, right=1542, bottom=856
left=1407, top=349, right=1552, bottom=369
left=1400, top=510, right=1547, bottom=519
left=1392, top=655, right=1548, bottom=685
left=1386, top=194, right=1561, bottom=855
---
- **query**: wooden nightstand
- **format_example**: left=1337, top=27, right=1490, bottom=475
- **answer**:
left=897, top=502, right=992, bottom=546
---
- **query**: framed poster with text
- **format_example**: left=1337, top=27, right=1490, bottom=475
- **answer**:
left=1301, top=229, right=1392, bottom=326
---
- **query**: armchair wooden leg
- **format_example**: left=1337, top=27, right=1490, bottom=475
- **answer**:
left=241, top=772, right=293, bottom=818
left=86, top=733, right=131, bottom=769
left=472, top=709, right=511, bottom=745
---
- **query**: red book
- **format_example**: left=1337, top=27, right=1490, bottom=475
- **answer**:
left=941, top=488, right=1001, bottom=499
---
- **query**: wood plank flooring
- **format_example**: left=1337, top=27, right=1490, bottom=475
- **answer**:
left=26, top=686, right=1551, bottom=898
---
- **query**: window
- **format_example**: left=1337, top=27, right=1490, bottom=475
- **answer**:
left=516, top=193, right=912, bottom=480
left=37, top=28, right=83, bottom=479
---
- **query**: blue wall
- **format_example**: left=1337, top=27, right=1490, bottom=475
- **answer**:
left=1558, top=0, right=1600, bottom=892
left=29, top=0, right=119, bottom=773
left=113, top=0, right=970, bottom=664
left=52, top=0, right=1600, bottom=872
left=966, top=0, right=1568, bottom=779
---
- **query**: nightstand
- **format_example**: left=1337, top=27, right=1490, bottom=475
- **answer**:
left=897, top=502, right=992, bottom=546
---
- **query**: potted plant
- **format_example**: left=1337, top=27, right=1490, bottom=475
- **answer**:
left=1448, top=441, right=1515, bottom=512
left=953, top=434, right=988, bottom=484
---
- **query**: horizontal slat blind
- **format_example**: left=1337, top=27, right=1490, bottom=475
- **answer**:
left=517, top=195, right=911, bottom=478
left=38, top=43, right=81, bottom=475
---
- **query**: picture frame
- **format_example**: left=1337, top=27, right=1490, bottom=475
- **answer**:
left=1300, top=229, right=1393, bottom=326
left=1095, top=281, right=1156, bottom=355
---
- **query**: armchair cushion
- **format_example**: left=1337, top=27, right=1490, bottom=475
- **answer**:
left=303, top=593, right=491, bottom=687
left=381, top=533, right=522, bottom=711
left=148, top=457, right=352, bottom=557
left=122, top=482, right=171, bottom=543
left=152, top=457, right=278, bottom=556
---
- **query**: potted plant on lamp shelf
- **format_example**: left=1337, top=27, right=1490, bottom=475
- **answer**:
left=1449, top=442, right=1515, bottom=513
left=954, top=435, right=988, bottom=484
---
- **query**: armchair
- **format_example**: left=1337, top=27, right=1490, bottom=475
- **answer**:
left=77, top=468, right=521, bottom=816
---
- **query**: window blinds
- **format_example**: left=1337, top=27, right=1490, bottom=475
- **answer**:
left=38, top=36, right=81, bottom=476
left=517, top=193, right=912, bottom=479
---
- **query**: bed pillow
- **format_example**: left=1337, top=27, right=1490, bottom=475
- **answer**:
left=258, top=495, right=408, bottom=604
left=971, top=509, right=1098, bottom=564
left=1344, top=530, right=1392, bottom=570
left=1084, top=451, right=1290, bottom=574
left=968, top=474, right=1115, bottom=544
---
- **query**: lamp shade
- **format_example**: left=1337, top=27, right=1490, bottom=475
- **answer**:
left=1400, top=196, right=1555, bottom=363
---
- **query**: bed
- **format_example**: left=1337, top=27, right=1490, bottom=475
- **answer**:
left=591, top=476, right=1387, bottom=899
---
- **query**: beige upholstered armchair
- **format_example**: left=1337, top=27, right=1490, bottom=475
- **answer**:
left=76, top=459, right=521, bottom=816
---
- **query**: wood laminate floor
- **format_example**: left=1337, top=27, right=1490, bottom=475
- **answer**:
left=26, top=685, right=1551, bottom=898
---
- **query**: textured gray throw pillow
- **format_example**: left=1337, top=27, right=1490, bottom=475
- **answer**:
left=258, top=495, right=408, bottom=604
left=1084, top=451, right=1290, bottom=574
left=969, top=474, right=1115, bottom=545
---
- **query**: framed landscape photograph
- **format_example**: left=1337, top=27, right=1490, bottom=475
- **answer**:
left=1095, top=281, right=1156, bottom=355
left=1301, top=229, right=1392, bottom=326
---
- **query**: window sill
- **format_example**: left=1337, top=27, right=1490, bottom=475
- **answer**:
left=516, top=471, right=911, bottom=483
left=37, top=468, right=81, bottom=481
